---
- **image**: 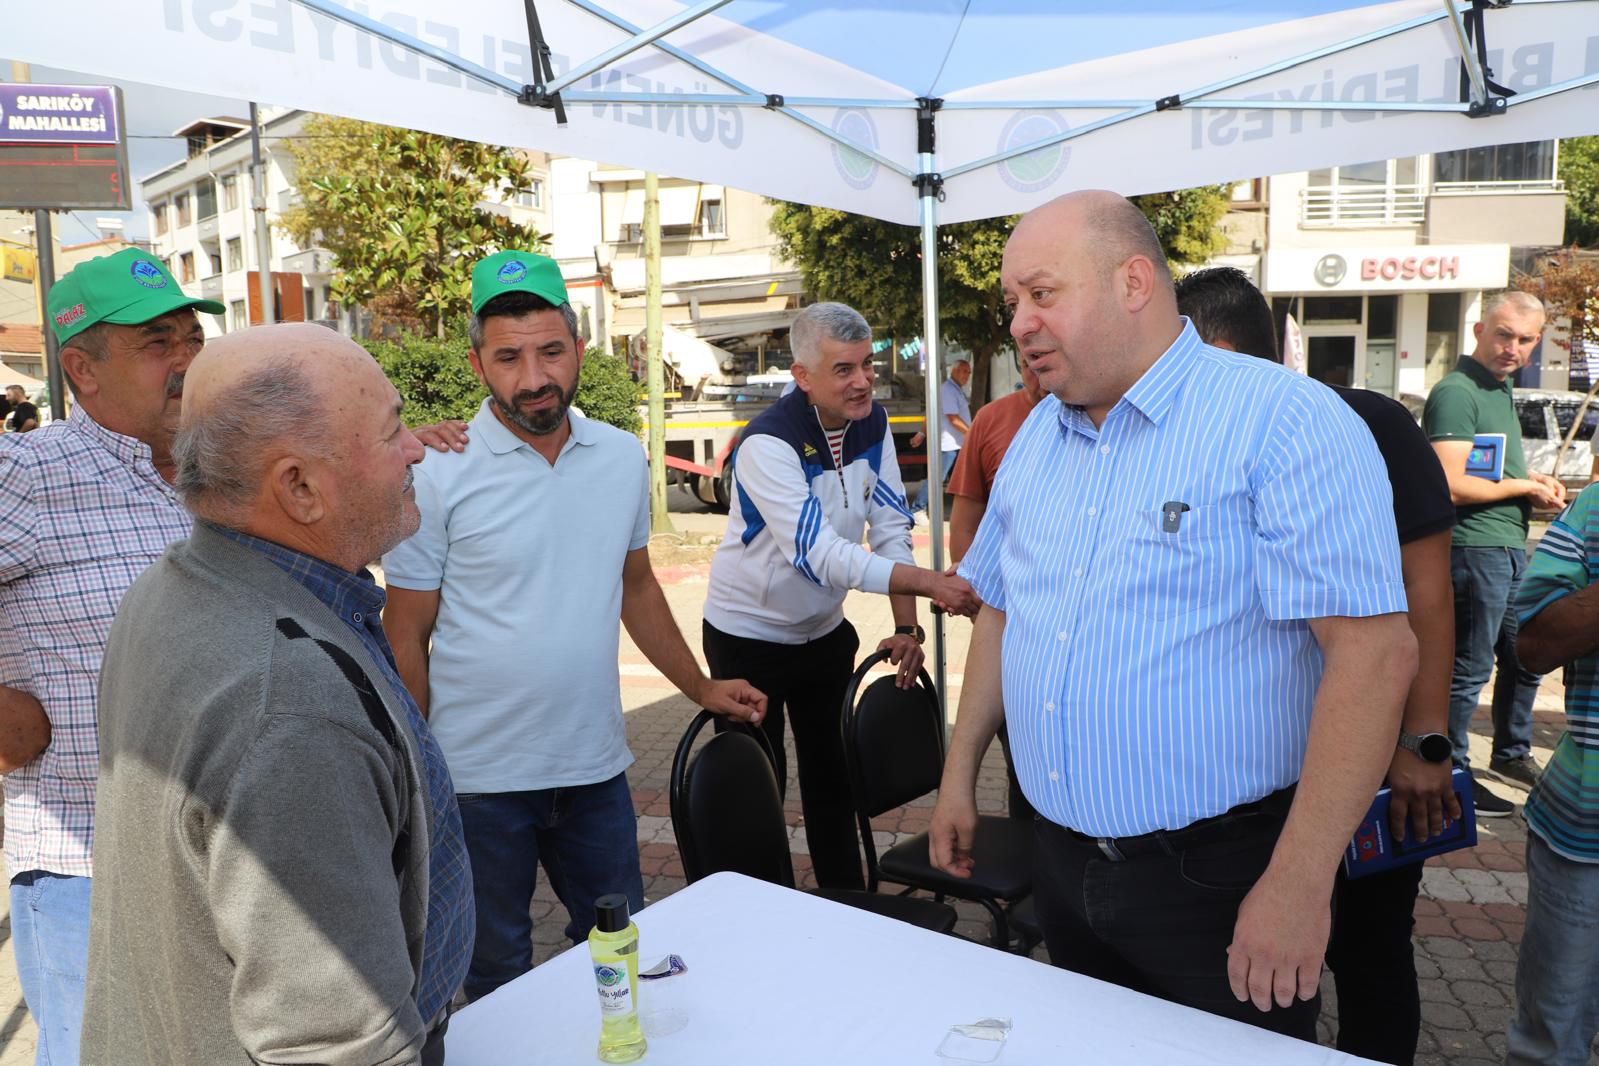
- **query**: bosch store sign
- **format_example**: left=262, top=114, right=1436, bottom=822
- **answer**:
left=1360, top=255, right=1459, bottom=283
left=1267, top=244, right=1507, bottom=294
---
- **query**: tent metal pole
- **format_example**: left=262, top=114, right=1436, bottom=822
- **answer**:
left=560, top=0, right=917, bottom=178
left=915, top=98, right=949, bottom=720
left=545, top=0, right=735, bottom=95
left=287, top=0, right=519, bottom=93
left=1507, top=69, right=1599, bottom=105
left=1440, top=0, right=1491, bottom=109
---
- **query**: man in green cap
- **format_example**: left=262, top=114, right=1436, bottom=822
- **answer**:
left=382, top=250, right=767, bottom=1000
left=0, top=247, right=219, bottom=1064
left=0, top=249, right=463, bottom=1063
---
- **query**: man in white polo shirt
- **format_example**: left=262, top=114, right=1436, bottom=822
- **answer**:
left=382, top=251, right=765, bottom=1001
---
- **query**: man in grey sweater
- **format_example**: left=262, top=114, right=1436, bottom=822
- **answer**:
left=85, top=325, right=473, bottom=1064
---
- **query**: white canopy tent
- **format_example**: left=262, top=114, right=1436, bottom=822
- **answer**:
left=14, top=0, right=1598, bottom=697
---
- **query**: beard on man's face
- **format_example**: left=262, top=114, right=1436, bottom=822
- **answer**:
left=491, top=381, right=575, bottom=436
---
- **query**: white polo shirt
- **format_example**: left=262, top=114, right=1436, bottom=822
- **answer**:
left=383, top=399, right=650, bottom=793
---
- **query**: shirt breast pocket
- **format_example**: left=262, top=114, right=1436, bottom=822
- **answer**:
left=1115, top=504, right=1244, bottom=620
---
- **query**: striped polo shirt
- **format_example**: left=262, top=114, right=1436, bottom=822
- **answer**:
left=959, top=321, right=1407, bottom=837
left=1517, top=487, right=1599, bottom=862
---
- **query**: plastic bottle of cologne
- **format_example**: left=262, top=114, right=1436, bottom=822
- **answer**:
left=588, top=894, right=648, bottom=1063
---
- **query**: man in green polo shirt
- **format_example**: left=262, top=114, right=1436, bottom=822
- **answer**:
left=1423, top=290, right=1564, bottom=817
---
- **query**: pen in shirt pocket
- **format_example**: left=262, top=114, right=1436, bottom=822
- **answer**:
left=1161, top=501, right=1191, bottom=533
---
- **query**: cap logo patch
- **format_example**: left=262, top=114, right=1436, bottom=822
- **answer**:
left=130, top=259, right=168, bottom=289
left=497, top=260, right=528, bottom=285
left=54, top=303, right=86, bottom=328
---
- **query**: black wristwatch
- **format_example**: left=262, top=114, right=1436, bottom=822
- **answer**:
left=1398, top=731, right=1452, bottom=764
left=894, top=624, right=926, bottom=644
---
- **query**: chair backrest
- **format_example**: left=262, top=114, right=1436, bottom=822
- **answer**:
left=840, top=650, right=946, bottom=819
left=669, top=710, right=796, bottom=887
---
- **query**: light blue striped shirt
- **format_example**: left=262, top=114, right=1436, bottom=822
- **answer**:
left=959, top=321, right=1407, bottom=837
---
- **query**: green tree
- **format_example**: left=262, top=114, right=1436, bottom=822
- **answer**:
left=362, top=329, right=485, bottom=426
left=1559, top=137, right=1599, bottom=248
left=280, top=115, right=546, bottom=338
left=575, top=351, right=644, bottom=435
left=768, top=187, right=1230, bottom=404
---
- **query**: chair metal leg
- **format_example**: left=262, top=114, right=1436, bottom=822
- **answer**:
left=978, top=898, right=1009, bottom=950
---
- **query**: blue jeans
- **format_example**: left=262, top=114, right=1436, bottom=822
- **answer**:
left=912, top=448, right=959, bottom=512
left=1507, top=834, right=1599, bottom=1065
left=10, top=871, right=91, bottom=1066
left=1448, top=545, right=1538, bottom=765
left=456, top=771, right=643, bottom=1001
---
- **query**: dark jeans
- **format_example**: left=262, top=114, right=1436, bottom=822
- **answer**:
left=1032, top=789, right=1319, bottom=1043
left=996, top=721, right=1036, bottom=822
left=456, top=771, right=644, bottom=1001
left=422, top=1014, right=448, bottom=1066
left=1449, top=545, right=1538, bottom=765
left=1325, top=861, right=1426, bottom=1064
left=702, top=618, right=865, bottom=890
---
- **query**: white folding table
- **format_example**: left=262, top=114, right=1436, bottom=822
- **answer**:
left=446, top=871, right=1374, bottom=1065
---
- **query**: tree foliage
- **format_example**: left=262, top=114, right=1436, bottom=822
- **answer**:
left=1515, top=247, right=1599, bottom=354
left=1559, top=137, right=1599, bottom=249
left=575, top=352, right=644, bottom=435
left=769, top=187, right=1230, bottom=403
left=280, top=115, right=546, bottom=338
left=361, top=329, right=641, bottom=434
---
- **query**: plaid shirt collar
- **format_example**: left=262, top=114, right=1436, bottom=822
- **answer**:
left=67, top=405, right=175, bottom=495
left=209, top=524, right=386, bottom=629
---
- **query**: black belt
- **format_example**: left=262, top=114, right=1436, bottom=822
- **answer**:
left=1050, top=785, right=1296, bottom=863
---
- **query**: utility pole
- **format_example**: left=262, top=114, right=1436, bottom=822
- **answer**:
left=644, top=171, right=674, bottom=535
left=249, top=103, right=275, bottom=325
left=8, top=60, right=65, bottom=420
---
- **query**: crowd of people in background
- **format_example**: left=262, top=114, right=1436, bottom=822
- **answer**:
left=0, top=189, right=1594, bottom=1065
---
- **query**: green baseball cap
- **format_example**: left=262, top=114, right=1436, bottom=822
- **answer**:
left=471, top=250, right=568, bottom=315
left=48, top=248, right=226, bottom=345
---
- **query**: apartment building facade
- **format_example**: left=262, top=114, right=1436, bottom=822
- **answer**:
left=1233, top=140, right=1568, bottom=398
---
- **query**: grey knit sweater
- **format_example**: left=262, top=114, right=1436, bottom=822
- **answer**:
left=83, top=522, right=433, bottom=1065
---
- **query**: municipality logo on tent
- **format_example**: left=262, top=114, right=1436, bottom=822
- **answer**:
left=830, top=109, right=879, bottom=191
left=130, top=260, right=168, bottom=289
left=998, top=111, right=1072, bottom=194
left=497, top=260, right=528, bottom=285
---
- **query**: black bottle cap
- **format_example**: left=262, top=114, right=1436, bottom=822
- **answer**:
left=594, top=894, right=632, bottom=933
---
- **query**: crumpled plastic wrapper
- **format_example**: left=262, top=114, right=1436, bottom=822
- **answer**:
left=936, top=1017, right=1012, bottom=1062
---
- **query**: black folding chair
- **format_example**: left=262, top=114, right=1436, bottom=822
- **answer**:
left=840, top=651, right=1034, bottom=948
left=669, top=709, right=957, bottom=934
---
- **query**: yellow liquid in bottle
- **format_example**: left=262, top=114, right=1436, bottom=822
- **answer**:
left=589, top=923, right=648, bottom=1063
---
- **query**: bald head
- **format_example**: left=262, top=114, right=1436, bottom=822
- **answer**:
left=176, top=325, right=354, bottom=517
left=176, top=324, right=423, bottom=570
left=1001, top=190, right=1182, bottom=423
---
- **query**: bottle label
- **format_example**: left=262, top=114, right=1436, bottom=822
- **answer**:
left=594, top=962, right=633, bottom=1017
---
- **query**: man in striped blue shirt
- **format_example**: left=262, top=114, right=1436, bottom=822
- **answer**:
left=930, top=191, right=1417, bottom=1042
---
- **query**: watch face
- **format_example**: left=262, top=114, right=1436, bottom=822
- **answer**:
left=1418, top=733, right=1453, bottom=763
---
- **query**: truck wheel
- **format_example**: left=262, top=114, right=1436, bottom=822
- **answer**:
left=712, top=474, right=730, bottom=513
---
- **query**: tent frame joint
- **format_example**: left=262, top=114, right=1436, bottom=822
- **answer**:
left=912, top=171, right=946, bottom=201
left=1467, top=94, right=1509, bottom=118
left=764, top=94, right=785, bottom=110
left=1154, top=94, right=1182, bottom=112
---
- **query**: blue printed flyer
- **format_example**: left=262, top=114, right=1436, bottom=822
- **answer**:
left=1343, top=768, right=1477, bottom=879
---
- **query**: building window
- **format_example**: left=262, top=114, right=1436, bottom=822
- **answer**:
left=178, top=252, right=195, bottom=283
left=230, top=299, right=248, bottom=331
left=207, top=251, right=223, bottom=277
left=699, top=197, right=726, bottom=238
left=175, top=193, right=191, bottom=227
left=196, top=179, right=218, bottom=222
left=226, top=237, right=243, bottom=273
left=1302, top=158, right=1422, bottom=226
left=1424, top=292, right=1462, bottom=388
left=1434, top=140, right=1556, bottom=187
left=514, top=177, right=544, bottom=209
left=221, top=173, right=239, bottom=211
left=1230, top=178, right=1267, bottom=205
left=152, top=202, right=168, bottom=236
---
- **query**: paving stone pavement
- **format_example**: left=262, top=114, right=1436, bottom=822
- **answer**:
left=0, top=500, right=1590, bottom=1063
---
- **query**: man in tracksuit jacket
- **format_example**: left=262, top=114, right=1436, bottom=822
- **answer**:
left=702, top=302, right=979, bottom=889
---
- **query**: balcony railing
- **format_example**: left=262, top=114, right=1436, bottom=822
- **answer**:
left=1432, top=179, right=1564, bottom=196
left=1300, top=184, right=1425, bottom=228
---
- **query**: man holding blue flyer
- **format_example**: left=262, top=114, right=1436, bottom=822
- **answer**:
left=1422, top=291, right=1564, bottom=816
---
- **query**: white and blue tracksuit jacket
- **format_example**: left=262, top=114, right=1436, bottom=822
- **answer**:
left=704, top=389, right=916, bottom=644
